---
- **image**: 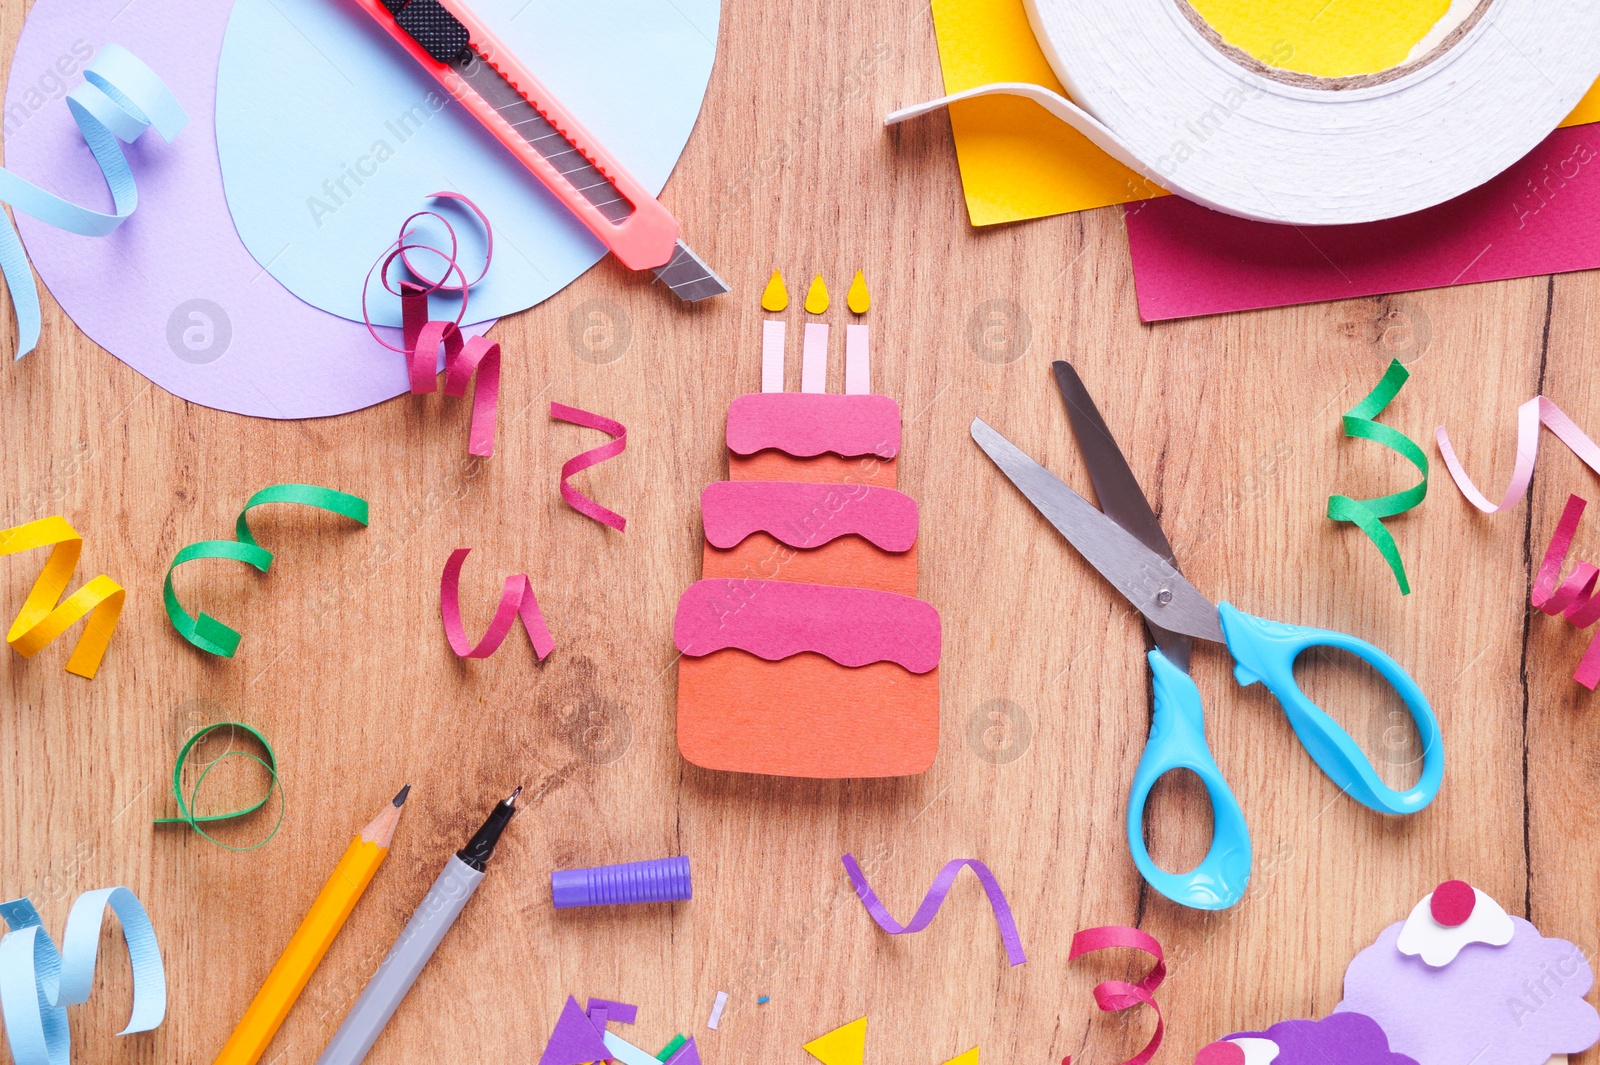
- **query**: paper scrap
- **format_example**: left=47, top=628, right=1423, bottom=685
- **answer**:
left=662, top=1036, right=701, bottom=1065
left=1067, top=925, right=1165, bottom=1065
left=943, top=1050, right=978, bottom=1065
left=0, top=44, right=185, bottom=358
left=0, top=517, right=123, bottom=679
left=153, top=721, right=284, bottom=850
left=707, top=991, right=728, bottom=1030
left=363, top=194, right=501, bottom=457
left=840, top=854, right=1025, bottom=966
left=803, top=1017, right=867, bottom=1065
left=2, top=0, right=496, bottom=418
left=805, top=274, right=830, bottom=314
left=1337, top=913, right=1599, bottom=1065
left=927, top=0, right=1161, bottom=225
left=213, top=0, right=719, bottom=327
left=762, top=270, right=789, bottom=311
left=1437, top=396, right=1600, bottom=514
left=1214, top=1014, right=1414, bottom=1065
left=701, top=480, right=918, bottom=552
left=658, top=1033, right=688, bottom=1060
left=726, top=393, right=901, bottom=459
left=163, top=485, right=369, bottom=657
left=802, top=323, right=829, bottom=394
left=538, top=996, right=612, bottom=1065
left=440, top=548, right=554, bottom=661
left=0, top=887, right=165, bottom=1065
left=1326, top=360, right=1427, bottom=595
left=846, top=271, right=870, bottom=314
left=845, top=325, right=870, bottom=396
left=676, top=580, right=941, bottom=672
left=1532, top=495, right=1600, bottom=689
left=1124, top=125, right=1600, bottom=321
left=605, top=1031, right=665, bottom=1065
left=762, top=321, right=786, bottom=393
left=587, top=998, right=638, bottom=1028
left=551, top=402, right=628, bottom=531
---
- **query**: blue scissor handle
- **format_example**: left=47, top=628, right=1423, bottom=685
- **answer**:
left=1218, top=602, right=1444, bottom=815
left=1126, top=649, right=1253, bottom=911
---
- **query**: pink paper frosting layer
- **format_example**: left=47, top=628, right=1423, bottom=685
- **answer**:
left=674, top=578, right=941, bottom=673
left=701, top=481, right=918, bottom=552
left=726, top=393, right=901, bottom=459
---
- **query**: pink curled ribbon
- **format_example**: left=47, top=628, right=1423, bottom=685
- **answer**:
left=364, top=192, right=501, bottom=457
left=1534, top=495, right=1600, bottom=689
left=1066, top=926, right=1165, bottom=1065
left=440, top=547, right=554, bottom=661
left=551, top=403, right=628, bottom=531
left=840, top=854, right=1026, bottom=967
left=1436, top=396, right=1600, bottom=513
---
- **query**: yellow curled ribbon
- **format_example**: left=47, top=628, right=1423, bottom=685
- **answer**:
left=0, top=517, right=123, bottom=678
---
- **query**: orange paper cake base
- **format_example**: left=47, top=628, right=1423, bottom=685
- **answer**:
left=678, top=649, right=939, bottom=778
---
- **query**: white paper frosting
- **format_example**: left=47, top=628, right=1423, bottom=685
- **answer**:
left=1396, top=886, right=1514, bottom=966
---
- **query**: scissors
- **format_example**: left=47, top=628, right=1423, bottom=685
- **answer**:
left=972, top=362, right=1443, bottom=910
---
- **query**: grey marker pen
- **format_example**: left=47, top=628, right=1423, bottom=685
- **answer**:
left=314, top=787, right=520, bottom=1065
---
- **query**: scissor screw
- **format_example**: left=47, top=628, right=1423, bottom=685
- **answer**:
left=1156, top=588, right=1173, bottom=605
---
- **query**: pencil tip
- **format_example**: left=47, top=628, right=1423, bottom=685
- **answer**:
left=393, top=783, right=411, bottom=807
left=506, top=785, right=522, bottom=806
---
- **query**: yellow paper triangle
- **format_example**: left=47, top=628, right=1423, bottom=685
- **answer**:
left=804, top=274, right=830, bottom=315
left=942, top=1050, right=978, bottom=1065
left=803, top=1017, right=866, bottom=1065
left=846, top=270, right=870, bottom=315
left=761, top=269, right=789, bottom=312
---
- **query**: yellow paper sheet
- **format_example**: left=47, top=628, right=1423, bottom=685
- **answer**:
left=931, top=0, right=1600, bottom=226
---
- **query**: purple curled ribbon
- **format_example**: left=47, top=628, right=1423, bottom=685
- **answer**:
left=840, top=853, right=1026, bottom=967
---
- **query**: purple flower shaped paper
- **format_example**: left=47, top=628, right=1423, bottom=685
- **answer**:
left=1207, top=1012, right=1418, bottom=1065
left=1337, top=916, right=1600, bottom=1065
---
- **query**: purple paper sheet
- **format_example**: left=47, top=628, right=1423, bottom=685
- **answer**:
left=3, top=0, right=489, bottom=418
left=1124, top=125, right=1600, bottom=322
left=1220, top=1013, right=1417, bottom=1065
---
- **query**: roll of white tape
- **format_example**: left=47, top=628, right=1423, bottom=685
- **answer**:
left=887, top=0, right=1600, bottom=225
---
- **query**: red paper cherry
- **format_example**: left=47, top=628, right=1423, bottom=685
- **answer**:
left=1195, top=1041, right=1247, bottom=1065
left=1430, top=879, right=1477, bottom=927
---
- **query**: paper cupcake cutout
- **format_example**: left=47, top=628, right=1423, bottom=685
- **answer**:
left=1394, top=880, right=1514, bottom=966
left=1201, top=1015, right=1415, bottom=1065
left=1201, top=883, right=1599, bottom=1065
left=1337, top=899, right=1599, bottom=1065
left=675, top=300, right=940, bottom=778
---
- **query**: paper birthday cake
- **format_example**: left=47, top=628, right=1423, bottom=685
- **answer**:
left=1197, top=880, right=1600, bottom=1065
left=673, top=291, right=941, bottom=778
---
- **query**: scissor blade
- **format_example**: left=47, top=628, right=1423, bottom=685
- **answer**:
left=972, top=417, right=1225, bottom=644
left=1053, top=361, right=1192, bottom=671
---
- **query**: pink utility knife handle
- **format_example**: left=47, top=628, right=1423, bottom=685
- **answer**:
left=349, top=0, right=681, bottom=272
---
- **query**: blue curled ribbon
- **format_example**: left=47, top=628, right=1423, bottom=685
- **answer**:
left=0, top=887, right=166, bottom=1065
left=0, top=44, right=185, bottom=359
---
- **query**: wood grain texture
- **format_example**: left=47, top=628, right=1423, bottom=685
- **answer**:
left=0, top=1, right=1596, bottom=1062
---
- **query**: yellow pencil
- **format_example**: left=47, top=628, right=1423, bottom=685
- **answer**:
left=214, top=784, right=410, bottom=1065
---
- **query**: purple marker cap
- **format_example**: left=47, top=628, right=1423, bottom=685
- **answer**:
left=552, top=856, right=693, bottom=909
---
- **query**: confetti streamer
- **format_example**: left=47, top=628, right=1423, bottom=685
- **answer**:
left=0, top=517, right=123, bottom=679
left=153, top=722, right=285, bottom=850
left=1326, top=359, right=1427, bottom=594
left=0, top=44, right=185, bottom=359
left=363, top=194, right=501, bottom=456
left=840, top=854, right=1026, bottom=967
left=163, top=485, right=369, bottom=657
left=1532, top=495, right=1600, bottom=689
left=0, top=887, right=165, bottom=1065
left=1436, top=395, right=1600, bottom=513
left=1066, top=926, right=1166, bottom=1065
left=551, top=403, right=628, bottom=531
left=440, top=548, right=554, bottom=661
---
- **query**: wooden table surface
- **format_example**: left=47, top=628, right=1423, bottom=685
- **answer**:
left=3, top=1, right=1598, bottom=1063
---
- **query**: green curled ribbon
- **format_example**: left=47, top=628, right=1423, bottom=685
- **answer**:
left=164, top=484, right=369, bottom=656
left=1326, top=359, right=1428, bottom=595
left=154, top=722, right=285, bottom=851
